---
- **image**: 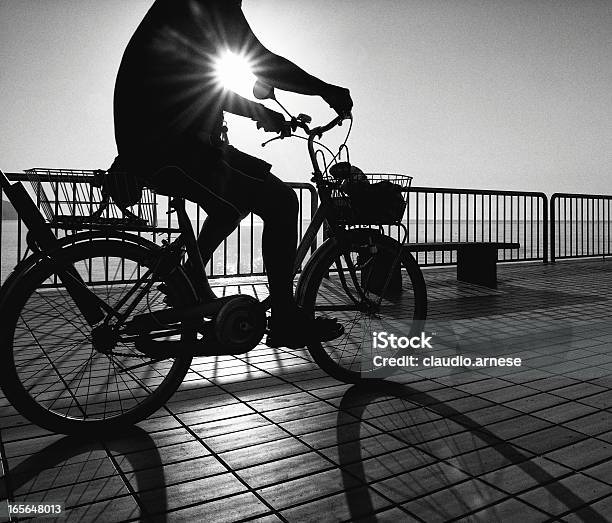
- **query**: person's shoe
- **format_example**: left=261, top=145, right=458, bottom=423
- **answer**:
left=265, top=313, right=344, bottom=349
left=158, top=263, right=218, bottom=306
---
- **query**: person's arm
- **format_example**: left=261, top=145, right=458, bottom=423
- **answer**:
left=221, top=3, right=329, bottom=94
left=222, top=91, right=271, bottom=121
left=221, top=1, right=352, bottom=115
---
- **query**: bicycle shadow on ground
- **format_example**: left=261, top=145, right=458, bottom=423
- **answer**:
left=0, top=426, right=167, bottom=521
left=337, top=381, right=607, bottom=522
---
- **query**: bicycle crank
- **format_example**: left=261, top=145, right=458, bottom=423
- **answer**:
left=133, top=295, right=267, bottom=357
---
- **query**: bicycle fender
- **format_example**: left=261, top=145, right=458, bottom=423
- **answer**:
left=294, top=228, right=393, bottom=306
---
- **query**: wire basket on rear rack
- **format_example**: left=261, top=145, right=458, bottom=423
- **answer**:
left=325, top=171, right=413, bottom=225
left=24, top=168, right=157, bottom=231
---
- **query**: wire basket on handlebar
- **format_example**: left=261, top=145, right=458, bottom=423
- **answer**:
left=324, top=167, right=412, bottom=225
left=24, top=168, right=157, bottom=231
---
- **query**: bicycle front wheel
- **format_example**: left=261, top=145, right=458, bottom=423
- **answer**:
left=0, top=238, right=196, bottom=435
left=300, top=229, right=427, bottom=383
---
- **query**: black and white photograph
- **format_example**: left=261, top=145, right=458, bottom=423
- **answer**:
left=1, top=1, right=611, bottom=521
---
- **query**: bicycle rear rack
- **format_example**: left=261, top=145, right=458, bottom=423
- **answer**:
left=0, top=169, right=105, bottom=324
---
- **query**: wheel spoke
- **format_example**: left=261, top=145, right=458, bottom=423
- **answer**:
left=4, top=241, right=193, bottom=431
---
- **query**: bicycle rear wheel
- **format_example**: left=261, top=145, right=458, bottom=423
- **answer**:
left=299, top=229, right=427, bottom=383
left=0, top=239, right=196, bottom=435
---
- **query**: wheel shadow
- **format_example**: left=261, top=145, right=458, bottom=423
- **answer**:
left=0, top=426, right=167, bottom=521
left=337, top=381, right=608, bottom=522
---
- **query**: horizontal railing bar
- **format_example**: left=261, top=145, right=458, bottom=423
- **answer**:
left=407, top=186, right=547, bottom=199
left=551, top=192, right=612, bottom=201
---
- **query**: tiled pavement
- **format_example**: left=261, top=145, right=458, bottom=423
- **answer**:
left=1, top=258, right=611, bottom=522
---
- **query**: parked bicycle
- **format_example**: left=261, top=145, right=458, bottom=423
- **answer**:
left=0, top=84, right=427, bottom=435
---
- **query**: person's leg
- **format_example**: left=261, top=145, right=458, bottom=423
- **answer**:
left=148, top=163, right=243, bottom=299
left=247, top=174, right=300, bottom=318
left=147, top=146, right=341, bottom=346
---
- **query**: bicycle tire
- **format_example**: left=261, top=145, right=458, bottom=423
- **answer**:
left=0, top=239, right=196, bottom=435
left=299, top=229, right=427, bottom=383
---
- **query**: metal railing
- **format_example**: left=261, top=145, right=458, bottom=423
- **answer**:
left=383, top=187, right=549, bottom=265
left=159, top=181, right=319, bottom=278
left=11, top=170, right=612, bottom=284
left=0, top=172, right=319, bottom=283
left=550, top=193, right=612, bottom=263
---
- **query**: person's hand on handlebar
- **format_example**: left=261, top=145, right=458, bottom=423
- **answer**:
left=322, top=84, right=353, bottom=119
left=255, top=107, right=291, bottom=136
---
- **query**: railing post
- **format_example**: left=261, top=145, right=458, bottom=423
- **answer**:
left=550, top=194, right=556, bottom=264
left=542, top=193, right=549, bottom=264
left=310, top=186, right=319, bottom=254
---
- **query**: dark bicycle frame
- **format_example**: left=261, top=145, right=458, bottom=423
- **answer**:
left=0, top=114, right=403, bottom=341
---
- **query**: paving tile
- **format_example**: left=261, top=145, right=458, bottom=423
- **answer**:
left=263, top=401, right=337, bottom=424
left=246, top=392, right=318, bottom=413
left=527, top=376, right=580, bottom=392
left=532, top=401, right=599, bottom=424
left=299, top=421, right=382, bottom=450
left=137, top=473, right=247, bottom=514
left=204, top=423, right=288, bottom=454
left=114, top=440, right=209, bottom=471
left=355, top=506, right=420, bottom=522
left=319, top=433, right=407, bottom=465
left=466, top=497, right=550, bottom=522
left=371, top=462, right=469, bottom=502
left=505, top=391, right=568, bottom=413
left=389, top=417, right=468, bottom=445
left=219, top=437, right=311, bottom=470
left=544, top=438, right=612, bottom=471
left=447, top=442, right=535, bottom=477
left=191, top=412, right=270, bottom=438
left=402, top=479, right=507, bottom=521
left=280, top=487, right=392, bottom=523
left=518, top=473, right=612, bottom=516
left=482, top=414, right=552, bottom=440
left=61, top=495, right=141, bottom=522
left=551, top=382, right=608, bottom=401
left=157, top=492, right=270, bottom=522
left=13, top=474, right=130, bottom=509
left=12, top=457, right=117, bottom=496
left=175, top=403, right=254, bottom=426
left=578, top=390, right=612, bottom=410
left=258, top=467, right=362, bottom=510
left=582, top=460, right=612, bottom=486
left=560, top=494, right=612, bottom=522
left=279, top=410, right=359, bottom=436
left=478, top=384, right=539, bottom=403
left=564, top=410, right=612, bottom=437
left=344, top=446, right=438, bottom=484
left=414, top=430, right=496, bottom=459
left=124, top=455, right=227, bottom=492
left=238, top=452, right=334, bottom=489
left=479, top=457, right=572, bottom=495
left=510, top=426, right=587, bottom=455
left=448, top=404, right=520, bottom=428
left=108, top=428, right=198, bottom=456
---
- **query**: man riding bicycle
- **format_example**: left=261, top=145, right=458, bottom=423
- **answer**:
left=114, top=0, right=353, bottom=348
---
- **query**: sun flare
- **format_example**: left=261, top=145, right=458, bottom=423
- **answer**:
left=214, top=50, right=257, bottom=98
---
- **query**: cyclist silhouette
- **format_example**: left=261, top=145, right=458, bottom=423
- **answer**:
left=114, top=0, right=353, bottom=348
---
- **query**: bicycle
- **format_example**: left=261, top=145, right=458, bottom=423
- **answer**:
left=0, top=85, right=427, bottom=435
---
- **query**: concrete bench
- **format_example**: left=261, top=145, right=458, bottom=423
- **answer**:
left=405, top=241, right=520, bottom=288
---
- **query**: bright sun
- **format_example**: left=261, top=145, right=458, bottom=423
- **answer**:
left=214, top=50, right=257, bottom=98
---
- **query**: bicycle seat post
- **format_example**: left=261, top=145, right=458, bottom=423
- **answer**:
left=171, top=197, right=209, bottom=298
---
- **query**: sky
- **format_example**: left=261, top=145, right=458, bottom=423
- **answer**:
left=1, top=0, right=611, bottom=194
